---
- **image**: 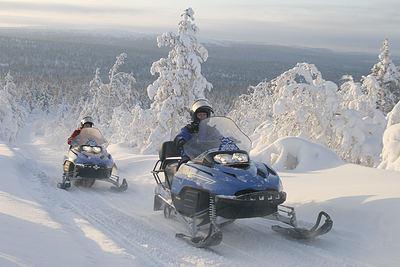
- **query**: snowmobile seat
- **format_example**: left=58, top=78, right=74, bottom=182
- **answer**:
left=159, top=141, right=181, bottom=169
left=152, top=142, right=180, bottom=188
left=158, top=141, right=181, bottom=186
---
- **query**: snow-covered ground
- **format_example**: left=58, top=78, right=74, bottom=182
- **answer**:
left=1, top=123, right=400, bottom=267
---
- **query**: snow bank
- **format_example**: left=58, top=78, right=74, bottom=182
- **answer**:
left=251, top=137, right=342, bottom=172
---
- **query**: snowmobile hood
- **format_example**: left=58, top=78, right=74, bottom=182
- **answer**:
left=74, top=150, right=113, bottom=168
left=172, top=161, right=282, bottom=196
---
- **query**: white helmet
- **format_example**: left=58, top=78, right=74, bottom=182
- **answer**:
left=190, top=99, right=214, bottom=121
left=80, top=116, right=94, bottom=128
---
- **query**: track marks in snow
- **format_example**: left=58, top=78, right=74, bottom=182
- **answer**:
left=15, top=139, right=230, bottom=266
left=12, top=132, right=372, bottom=267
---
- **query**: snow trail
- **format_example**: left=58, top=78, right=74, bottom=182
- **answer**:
left=1, top=122, right=399, bottom=266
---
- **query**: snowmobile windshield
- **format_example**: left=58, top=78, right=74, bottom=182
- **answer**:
left=71, top=128, right=107, bottom=147
left=183, top=116, right=252, bottom=159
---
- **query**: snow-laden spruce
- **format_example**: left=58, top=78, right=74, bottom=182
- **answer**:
left=143, top=8, right=212, bottom=153
left=370, top=38, right=400, bottom=114
left=379, top=100, right=400, bottom=171
left=334, top=75, right=386, bottom=166
left=0, top=72, right=26, bottom=142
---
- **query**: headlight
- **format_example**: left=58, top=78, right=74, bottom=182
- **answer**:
left=214, top=154, right=232, bottom=164
left=81, top=145, right=102, bottom=154
left=92, top=146, right=102, bottom=153
left=213, top=153, right=249, bottom=165
left=82, top=145, right=92, bottom=152
left=232, top=153, right=249, bottom=163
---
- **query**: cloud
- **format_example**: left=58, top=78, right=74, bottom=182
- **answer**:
left=0, top=0, right=398, bottom=55
left=0, top=1, right=142, bottom=15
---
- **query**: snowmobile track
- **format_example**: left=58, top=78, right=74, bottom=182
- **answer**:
left=14, top=144, right=230, bottom=267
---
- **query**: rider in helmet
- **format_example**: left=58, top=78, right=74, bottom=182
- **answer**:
left=67, top=116, right=94, bottom=145
left=174, top=99, right=214, bottom=163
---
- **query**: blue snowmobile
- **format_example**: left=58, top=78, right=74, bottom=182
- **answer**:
left=152, top=117, right=332, bottom=247
left=58, top=127, right=127, bottom=191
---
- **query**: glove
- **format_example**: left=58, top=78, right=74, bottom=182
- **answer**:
left=176, top=138, right=186, bottom=148
left=174, top=137, right=186, bottom=153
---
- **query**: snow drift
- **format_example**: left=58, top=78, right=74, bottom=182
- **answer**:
left=251, top=137, right=342, bottom=172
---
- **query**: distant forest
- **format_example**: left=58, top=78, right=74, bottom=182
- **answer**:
left=0, top=28, right=391, bottom=111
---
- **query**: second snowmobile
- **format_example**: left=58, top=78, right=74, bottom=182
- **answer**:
left=152, top=117, right=332, bottom=247
left=58, top=127, right=127, bottom=192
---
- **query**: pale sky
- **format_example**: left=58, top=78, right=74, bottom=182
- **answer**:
left=0, top=0, right=399, bottom=55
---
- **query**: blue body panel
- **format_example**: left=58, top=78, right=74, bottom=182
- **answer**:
left=74, top=152, right=114, bottom=169
left=171, top=161, right=282, bottom=196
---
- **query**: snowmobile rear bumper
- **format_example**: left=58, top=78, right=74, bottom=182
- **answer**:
left=216, top=191, right=286, bottom=219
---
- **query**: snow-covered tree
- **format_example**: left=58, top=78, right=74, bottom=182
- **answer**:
left=250, top=63, right=339, bottom=150
left=143, top=8, right=212, bottom=153
left=370, top=39, right=400, bottom=113
left=229, top=80, right=277, bottom=135
left=37, top=85, right=54, bottom=112
left=0, top=72, right=26, bottom=142
left=81, top=53, right=140, bottom=137
left=232, top=63, right=338, bottom=148
left=0, top=88, right=14, bottom=142
left=332, top=75, right=386, bottom=166
left=110, top=105, right=152, bottom=150
left=231, top=63, right=387, bottom=167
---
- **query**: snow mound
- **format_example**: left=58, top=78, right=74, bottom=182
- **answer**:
left=251, top=137, right=342, bottom=171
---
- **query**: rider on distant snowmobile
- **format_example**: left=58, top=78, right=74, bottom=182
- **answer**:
left=58, top=115, right=128, bottom=191
left=174, top=99, right=214, bottom=165
left=67, top=116, right=94, bottom=145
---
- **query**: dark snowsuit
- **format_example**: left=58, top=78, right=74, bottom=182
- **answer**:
left=173, top=122, right=199, bottom=166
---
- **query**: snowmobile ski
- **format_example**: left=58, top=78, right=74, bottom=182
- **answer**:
left=110, top=178, right=128, bottom=192
left=271, top=211, right=333, bottom=239
left=57, top=176, right=71, bottom=190
left=176, top=223, right=223, bottom=248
